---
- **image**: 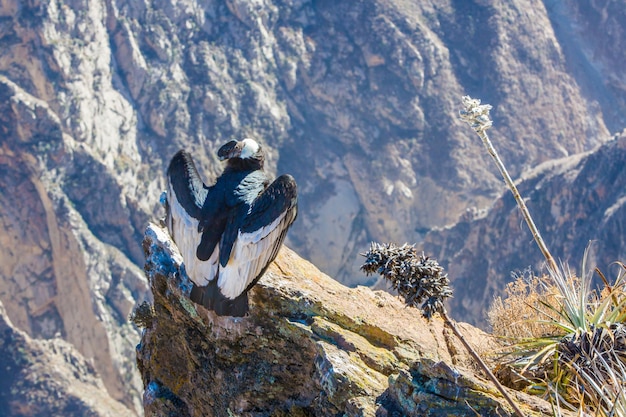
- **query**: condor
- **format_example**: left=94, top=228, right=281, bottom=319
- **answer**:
left=165, top=138, right=297, bottom=316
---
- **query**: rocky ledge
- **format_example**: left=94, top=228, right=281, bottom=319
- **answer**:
left=135, top=223, right=555, bottom=416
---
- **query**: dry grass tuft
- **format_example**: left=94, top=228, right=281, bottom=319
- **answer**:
left=488, top=263, right=626, bottom=416
left=489, top=274, right=571, bottom=339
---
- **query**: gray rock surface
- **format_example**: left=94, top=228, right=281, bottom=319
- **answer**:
left=0, top=300, right=134, bottom=416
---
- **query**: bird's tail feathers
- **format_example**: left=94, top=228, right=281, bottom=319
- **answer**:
left=189, top=281, right=249, bottom=317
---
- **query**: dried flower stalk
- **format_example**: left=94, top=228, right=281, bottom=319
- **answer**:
left=459, top=96, right=558, bottom=273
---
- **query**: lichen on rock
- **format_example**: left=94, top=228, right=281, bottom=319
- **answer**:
left=136, top=223, right=558, bottom=416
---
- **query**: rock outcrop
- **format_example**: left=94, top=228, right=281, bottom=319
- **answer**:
left=1, top=0, right=626, bottom=410
left=136, top=223, right=557, bottom=416
left=0, top=300, right=134, bottom=417
left=423, top=130, right=626, bottom=328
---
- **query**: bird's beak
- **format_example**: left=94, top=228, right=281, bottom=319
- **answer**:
left=217, top=140, right=242, bottom=161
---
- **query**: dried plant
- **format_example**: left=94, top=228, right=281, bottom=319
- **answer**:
left=462, top=95, right=626, bottom=416
left=360, top=242, right=452, bottom=318
left=460, top=96, right=558, bottom=273
left=361, top=243, right=526, bottom=417
left=489, top=274, right=564, bottom=339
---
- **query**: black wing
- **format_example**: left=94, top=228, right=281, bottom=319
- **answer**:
left=166, top=150, right=207, bottom=219
left=166, top=150, right=219, bottom=287
left=216, top=174, right=298, bottom=300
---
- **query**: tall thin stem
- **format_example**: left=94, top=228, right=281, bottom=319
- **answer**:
left=441, top=309, right=526, bottom=417
left=460, top=96, right=558, bottom=273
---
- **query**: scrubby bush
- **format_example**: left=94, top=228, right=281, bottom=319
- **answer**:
left=489, top=262, right=626, bottom=416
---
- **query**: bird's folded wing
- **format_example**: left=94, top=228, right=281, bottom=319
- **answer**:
left=166, top=150, right=217, bottom=286
left=166, top=150, right=207, bottom=219
left=217, top=175, right=297, bottom=299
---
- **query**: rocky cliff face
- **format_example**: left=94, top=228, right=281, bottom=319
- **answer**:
left=0, top=77, right=147, bottom=414
left=548, top=0, right=626, bottom=133
left=137, top=223, right=559, bottom=417
left=1, top=0, right=625, bottom=412
left=0, top=300, right=134, bottom=416
left=423, top=130, right=626, bottom=328
left=2, top=0, right=624, bottom=286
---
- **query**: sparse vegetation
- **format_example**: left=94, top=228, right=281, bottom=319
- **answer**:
left=489, top=262, right=626, bottom=416
left=361, top=242, right=527, bottom=417
left=359, top=96, right=626, bottom=416
left=462, top=96, right=626, bottom=416
left=130, top=301, right=156, bottom=329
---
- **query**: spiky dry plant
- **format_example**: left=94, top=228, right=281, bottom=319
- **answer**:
left=360, top=242, right=452, bottom=318
left=361, top=242, right=526, bottom=417
left=524, top=262, right=626, bottom=416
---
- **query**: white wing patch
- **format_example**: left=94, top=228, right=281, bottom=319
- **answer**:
left=166, top=182, right=219, bottom=287
left=217, top=212, right=288, bottom=299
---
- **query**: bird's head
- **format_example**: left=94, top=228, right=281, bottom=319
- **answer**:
left=218, top=138, right=261, bottom=161
left=218, top=138, right=264, bottom=171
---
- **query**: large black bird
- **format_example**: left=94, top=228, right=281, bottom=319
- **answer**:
left=165, top=138, right=297, bottom=317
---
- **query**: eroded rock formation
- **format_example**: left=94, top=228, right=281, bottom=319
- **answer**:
left=0, top=300, right=134, bottom=416
left=136, top=223, right=558, bottom=416
left=0, top=77, right=148, bottom=413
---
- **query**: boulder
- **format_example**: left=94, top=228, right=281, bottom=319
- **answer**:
left=136, top=223, right=556, bottom=416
